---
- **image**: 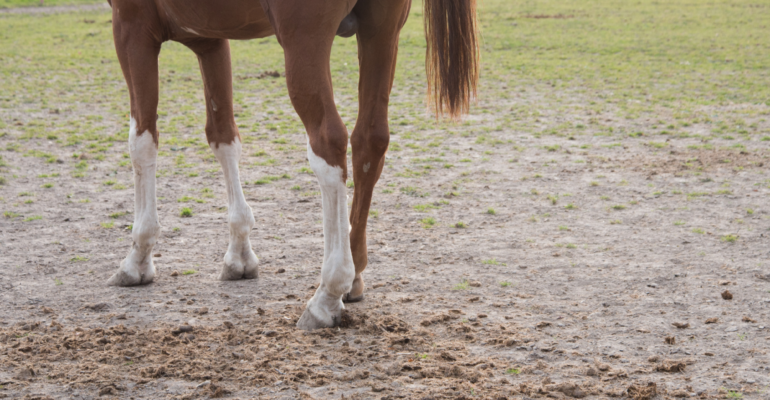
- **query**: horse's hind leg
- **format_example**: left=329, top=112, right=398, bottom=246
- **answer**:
left=108, top=8, right=162, bottom=286
left=346, top=0, right=412, bottom=303
left=264, top=0, right=355, bottom=329
left=185, top=38, right=258, bottom=281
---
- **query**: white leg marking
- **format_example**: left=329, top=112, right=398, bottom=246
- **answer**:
left=297, top=140, right=355, bottom=329
left=211, top=139, right=258, bottom=280
left=108, top=117, right=160, bottom=286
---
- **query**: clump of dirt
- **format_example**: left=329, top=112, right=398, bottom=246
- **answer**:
left=627, top=382, right=658, bottom=400
left=361, top=314, right=409, bottom=333
left=656, top=360, right=687, bottom=373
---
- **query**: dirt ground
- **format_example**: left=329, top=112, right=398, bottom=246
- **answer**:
left=2, top=4, right=770, bottom=400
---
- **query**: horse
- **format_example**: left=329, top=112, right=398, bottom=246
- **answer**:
left=105, top=0, right=478, bottom=330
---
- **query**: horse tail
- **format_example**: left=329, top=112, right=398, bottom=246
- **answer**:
left=423, top=0, right=479, bottom=118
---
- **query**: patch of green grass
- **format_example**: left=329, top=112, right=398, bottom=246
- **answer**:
left=612, top=205, right=626, bottom=210
left=453, top=280, right=469, bottom=290
left=610, top=220, right=622, bottom=225
left=180, top=207, right=193, bottom=218
left=721, top=234, right=738, bottom=243
left=3, top=211, right=20, bottom=218
left=420, top=217, right=436, bottom=228
left=482, top=259, right=503, bottom=265
left=454, top=221, right=467, bottom=228
left=564, top=203, right=577, bottom=210
left=500, top=281, right=512, bottom=287
left=42, top=182, right=53, bottom=188
left=24, top=215, right=42, bottom=221
left=505, top=368, right=521, bottom=375
left=726, top=390, right=743, bottom=399
left=109, top=211, right=127, bottom=219
left=674, top=221, right=685, bottom=226
left=70, top=256, right=88, bottom=262
left=54, top=278, right=63, bottom=286
left=414, top=203, right=438, bottom=212
left=100, top=221, right=114, bottom=229
left=692, top=228, right=705, bottom=234
left=369, top=209, right=379, bottom=218
left=182, top=269, right=196, bottom=275
left=486, top=207, right=496, bottom=215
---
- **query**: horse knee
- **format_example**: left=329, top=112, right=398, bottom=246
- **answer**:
left=352, top=123, right=389, bottom=158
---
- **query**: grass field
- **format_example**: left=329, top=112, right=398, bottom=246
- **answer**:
left=1, top=1, right=769, bottom=398
left=0, top=0, right=100, bottom=8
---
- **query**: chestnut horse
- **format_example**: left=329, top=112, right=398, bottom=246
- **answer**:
left=106, top=0, right=478, bottom=330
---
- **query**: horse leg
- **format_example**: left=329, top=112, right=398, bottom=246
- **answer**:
left=186, top=38, right=258, bottom=281
left=263, top=0, right=355, bottom=329
left=345, top=0, right=412, bottom=303
left=107, top=9, right=162, bottom=286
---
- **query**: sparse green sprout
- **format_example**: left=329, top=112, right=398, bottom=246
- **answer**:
left=559, top=226, right=569, bottom=231
left=454, top=221, right=467, bottom=228
left=487, top=207, right=496, bottom=215
left=612, top=205, right=626, bottom=210
left=500, top=281, right=512, bottom=287
left=547, top=194, right=558, bottom=205
left=590, top=181, right=599, bottom=187
left=291, top=185, right=301, bottom=191
left=746, top=209, right=754, bottom=215
left=104, top=180, right=116, bottom=186
left=453, top=280, right=469, bottom=290
left=54, top=278, right=63, bottom=286
left=674, top=221, right=685, bottom=226
left=42, top=183, right=53, bottom=188
left=369, top=209, right=379, bottom=218
left=726, top=390, right=743, bottom=399
left=566, top=243, right=577, bottom=249
left=610, top=220, right=622, bottom=225
left=420, top=217, right=436, bottom=228
left=346, top=180, right=354, bottom=188
left=70, top=256, right=88, bottom=262
left=692, top=228, right=704, bottom=234
left=180, top=207, right=193, bottom=218
left=100, top=221, right=114, bottom=229
left=505, top=368, right=521, bottom=375
left=721, top=234, right=738, bottom=243
left=182, top=269, right=196, bottom=275
left=172, top=227, right=180, bottom=232
left=483, top=259, right=502, bottom=265
left=24, top=215, right=42, bottom=222
left=564, top=203, right=577, bottom=210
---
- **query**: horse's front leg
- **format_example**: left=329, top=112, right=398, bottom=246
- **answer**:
left=263, top=0, right=356, bottom=329
left=107, top=15, right=162, bottom=287
left=187, top=38, right=259, bottom=281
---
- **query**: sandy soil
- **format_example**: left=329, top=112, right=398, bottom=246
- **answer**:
left=1, top=5, right=769, bottom=400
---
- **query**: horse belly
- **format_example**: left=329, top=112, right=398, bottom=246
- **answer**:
left=161, top=0, right=274, bottom=40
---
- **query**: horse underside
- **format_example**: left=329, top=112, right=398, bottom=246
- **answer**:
left=108, top=0, right=412, bottom=330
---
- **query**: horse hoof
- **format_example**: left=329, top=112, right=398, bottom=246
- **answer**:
left=108, top=259, right=154, bottom=287
left=219, top=250, right=259, bottom=281
left=107, top=269, right=151, bottom=287
left=297, top=307, right=340, bottom=330
left=342, top=292, right=364, bottom=303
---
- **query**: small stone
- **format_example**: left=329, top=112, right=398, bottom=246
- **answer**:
left=725, top=326, right=738, bottom=332
left=704, top=352, right=714, bottom=356
left=153, top=253, right=162, bottom=257
left=276, top=268, right=285, bottom=274
left=672, top=322, right=690, bottom=329
left=196, top=380, right=211, bottom=388
left=705, top=318, right=719, bottom=324
left=469, top=281, right=482, bottom=287
left=170, top=270, right=180, bottom=277
left=721, top=290, right=733, bottom=300
left=664, top=336, right=676, bottom=345
left=197, top=307, right=209, bottom=315
left=115, top=313, right=127, bottom=320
